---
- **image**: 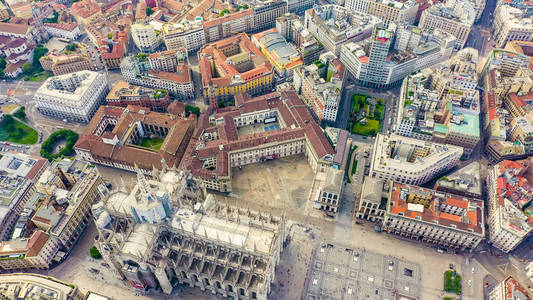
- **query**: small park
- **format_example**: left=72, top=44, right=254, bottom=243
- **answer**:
left=0, top=109, right=38, bottom=145
left=347, top=94, right=386, bottom=137
left=40, top=129, right=79, bottom=161
left=444, top=270, right=462, bottom=296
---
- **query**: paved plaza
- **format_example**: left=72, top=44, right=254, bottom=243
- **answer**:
left=304, top=242, right=421, bottom=300
left=224, top=154, right=315, bottom=210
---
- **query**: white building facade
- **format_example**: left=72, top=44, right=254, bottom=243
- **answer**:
left=34, top=71, right=109, bottom=123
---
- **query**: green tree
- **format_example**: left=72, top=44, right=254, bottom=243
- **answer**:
left=14, top=106, right=26, bottom=121
left=89, top=246, right=102, bottom=259
left=22, top=62, right=34, bottom=74
left=146, top=6, right=154, bottom=16
left=33, top=46, right=49, bottom=70
left=65, top=43, right=77, bottom=51
left=219, top=9, right=230, bottom=16
left=43, top=11, right=59, bottom=23
left=185, top=104, right=200, bottom=116
left=40, top=129, right=79, bottom=161
left=0, top=57, right=6, bottom=70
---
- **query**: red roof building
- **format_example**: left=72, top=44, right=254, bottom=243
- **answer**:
left=179, top=90, right=336, bottom=192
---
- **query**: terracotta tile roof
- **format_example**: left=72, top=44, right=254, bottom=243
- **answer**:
left=493, top=160, right=533, bottom=215
left=26, top=230, right=50, bottom=257
left=202, top=9, right=252, bottom=28
left=147, top=64, right=191, bottom=83
left=7, top=44, right=34, bottom=60
left=199, top=33, right=273, bottom=87
left=184, top=0, right=215, bottom=21
left=100, top=31, right=127, bottom=59
left=76, top=105, right=194, bottom=170
left=25, top=156, right=48, bottom=181
left=503, top=276, right=532, bottom=300
left=389, top=182, right=484, bottom=234
left=0, top=23, right=29, bottom=35
left=44, top=22, right=78, bottom=32
left=5, top=38, right=25, bottom=48
left=4, top=60, right=25, bottom=74
left=508, top=92, right=533, bottom=108
left=442, top=197, right=469, bottom=209
left=148, top=48, right=186, bottom=60
left=71, top=0, right=101, bottom=19
left=167, top=101, right=185, bottom=116
left=180, top=90, right=335, bottom=180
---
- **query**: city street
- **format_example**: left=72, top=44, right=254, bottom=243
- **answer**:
left=466, top=0, right=497, bottom=56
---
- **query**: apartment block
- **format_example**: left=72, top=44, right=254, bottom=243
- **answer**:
left=505, top=92, right=533, bottom=118
left=131, top=22, right=161, bottom=52
left=252, top=0, right=288, bottom=33
left=396, top=64, right=480, bottom=157
left=92, top=168, right=286, bottom=299
left=0, top=152, right=48, bottom=242
left=198, top=34, right=274, bottom=104
left=0, top=160, right=106, bottom=271
left=493, top=5, right=533, bottom=48
left=148, top=48, right=187, bottom=72
left=419, top=0, right=475, bottom=50
left=383, top=182, right=485, bottom=252
left=486, top=160, right=533, bottom=253
left=489, top=276, right=531, bottom=300
left=276, top=13, right=324, bottom=64
left=203, top=9, right=254, bottom=43
left=497, top=0, right=533, bottom=17
left=485, top=140, right=527, bottom=163
left=121, top=55, right=194, bottom=100
left=304, top=5, right=382, bottom=56
left=470, top=0, right=486, bottom=22
left=40, top=52, right=94, bottom=76
left=161, top=20, right=206, bottom=52
left=434, top=162, right=482, bottom=199
left=340, top=26, right=456, bottom=88
left=287, top=0, right=314, bottom=13
left=0, top=273, right=84, bottom=300
left=356, top=177, right=392, bottom=222
left=44, top=23, right=81, bottom=41
left=345, top=0, right=419, bottom=26
left=293, top=52, right=344, bottom=124
left=34, top=71, right=109, bottom=123
left=481, top=49, right=533, bottom=106
left=106, top=80, right=171, bottom=111
left=509, top=112, right=533, bottom=154
left=369, top=134, right=463, bottom=186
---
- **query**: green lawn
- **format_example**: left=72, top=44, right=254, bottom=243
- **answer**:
left=352, top=119, right=380, bottom=136
left=0, top=117, right=38, bottom=144
left=349, top=94, right=386, bottom=136
left=28, top=72, right=51, bottom=82
left=140, top=137, right=164, bottom=150
left=444, top=270, right=462, bottom=295
left=351, top=158, right=358, bottom=175
left=351, top=94, right=368, bottom=114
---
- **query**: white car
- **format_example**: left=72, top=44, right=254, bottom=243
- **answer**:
left=468, top=280, right=472, bottom=286
left=471, top=267, right=475, bottom=274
